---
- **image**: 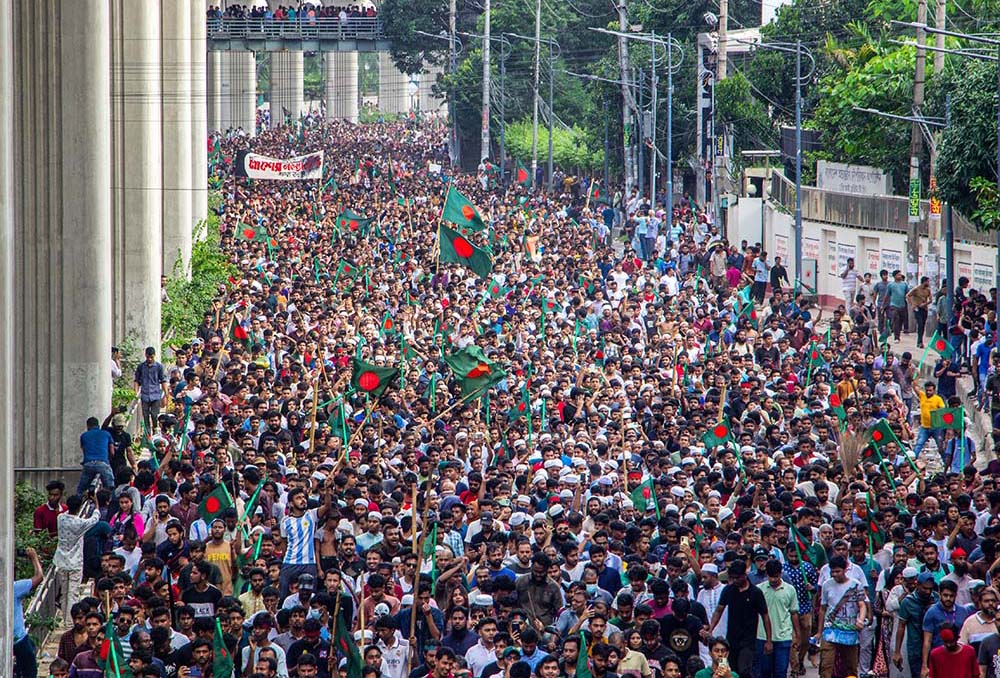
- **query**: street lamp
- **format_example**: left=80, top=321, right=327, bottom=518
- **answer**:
left=458, top=32, right=512, bottom=181
left=415, top=30, right=464, bottom=168
left=734, top=38, right=814, bottom=284
left=504, top=32, right=560, bottom=191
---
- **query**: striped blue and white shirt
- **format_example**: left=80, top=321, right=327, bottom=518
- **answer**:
left=282, top=509, right=318, bottom=565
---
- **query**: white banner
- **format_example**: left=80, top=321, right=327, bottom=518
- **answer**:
left=235, top=150, right=323, bottom=180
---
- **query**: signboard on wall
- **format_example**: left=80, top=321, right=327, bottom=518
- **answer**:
left=881, top=249, right=902, bottom=273
left=774, top=234, right=788, bottom=263
left=816, top=160, right=892, bottom=196
left=867, top=250, right=880, bottom=273
left=837, top=243, right=856, bottom=276
left=974, top=263, right=994, bottom=291
left=959, top=261, right=973, bottom=283
left=803, top=238, right=820, bottom=262
left=801, top=259, right=818, bottom=294
left=826, top=243, right=838, bottom=277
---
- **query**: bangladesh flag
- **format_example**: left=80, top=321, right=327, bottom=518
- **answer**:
left=438, top=225, right=493, bottom=281
left=487, top=279, right=508, bottom=298
left=867, top=509, right=887, bottom=550
left=828, top=392, right=847, bottom=422
left=231, top=322, right=250, bottom=347
left=515, top=161, right=530, bottom=185
left=214, top=618, right=234, bottom=678
left=236, top=222, right=270, bottom=243
left=198, top=484, right=233, bottom=523
left=577, top=631, right=593, bottom=678
left=789, top=522, right=816, bottom=565
left=334, top=604, right=364, bottom=678
left=807, top=341, right=826, bottom=369
left=930, top=334, right=955, bottom=360
left=930, top=406, right=963, bottom=430
left=350, top=358, right=400, bottom=401
left=380, top=312, right=396, bottom=337
left=335, top=209, right=373, bottom=233
left=444, top=345, right=506, bottom=396
left=507, top=388, right=530, bottom=421
left=630, top=478, right=660, bottom=517
left=538, top=298, right=563, bottom=314
left=98, top=614, right=126, bottom=678
left=701, top=416, right=733, bottom=448
left=867, top=419, right=900, bottom=450
left=336, top=259, right=362, bottom=279
left=442, top=185, right=486, bottom=232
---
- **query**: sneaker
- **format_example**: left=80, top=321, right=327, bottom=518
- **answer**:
left=917, top=342, right=924, bottom=348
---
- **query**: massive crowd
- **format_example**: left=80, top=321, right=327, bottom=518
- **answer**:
left=18, top=118, right=1000, bottom=678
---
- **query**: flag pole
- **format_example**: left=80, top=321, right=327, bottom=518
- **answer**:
left=916, top=330, right=937, bottom=371
left=305, top=348, right=324, bottom=465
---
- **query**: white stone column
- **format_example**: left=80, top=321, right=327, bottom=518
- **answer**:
left=207, top=51, right=223, bottom=132
left=325, top=51, right=359, bottom=122
left=378, top=51, right=409, bottom=115
left=60, top=0, right=114, bottom=455
left=111, top=0, right=163, bottom=352
left=269, top=51, right=304, bottom=128
left=161, top=0, right=193, bottom=274
left=220, top=51, right=257, bottom=135
left=0, top=0, right=15, bottom=669
left=190, top=3, right=208, bottom=234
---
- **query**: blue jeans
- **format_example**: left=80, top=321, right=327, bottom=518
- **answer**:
left=913, top=426, right=942, bottom=462
left=76, top=461, right=115, bottom=495
left=756, top=639, right=792, bottom=678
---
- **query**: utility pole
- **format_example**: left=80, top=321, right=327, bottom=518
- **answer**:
left=531, top=0, right=541, bottom=187
left=934, top=0, right=945, bottom=73
left=650, top=40, right=657, bottom=205
left=616, top=0, right=635, bottom=191
left=548, top=44, right=554, bottom=191
left=449, top=0, right=459, bottom=167
left=713, top=0, right=728, bottom=226
left=718, top=0, right=728, bottom=83
left=906, top=0, right=927, bottom=290
left=481, top=0, right=491, bottom=162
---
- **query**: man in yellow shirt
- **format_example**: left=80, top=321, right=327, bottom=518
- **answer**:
left=914, top=381, right=946, bottom=461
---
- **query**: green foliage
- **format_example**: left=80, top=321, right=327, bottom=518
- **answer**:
left=304, top=54, right=325, bottom=102
left=715, top=72, right=777, bottom=168
left=161, top=194, right=237, bottom=338
left=811, top=44, right=919, bottom=192
left=503, top=119, right=604, bottom=171
left=111, top=335, right=141, bottom=411
left=15, top=482, right=54, bottom=579
left=935, top=59, right=998, bottom=229
left=380, top=0, right=449, bottom=74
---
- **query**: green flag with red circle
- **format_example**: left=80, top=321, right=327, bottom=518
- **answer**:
left=442, top=185, right=486, bottom=232
left=701, top=416, right=733, bottom=449
left=335, top=209, right=373, bottom=234
left=930, top=406, right=963, bottom=430
left=443, top=345, right=507, bottom=397
left=515, top=161, right=530, bottom=185
left=507, top=387, right=530, bottom=421
left=236, top=222, right=270, bottom=244
left=828, top=392, right=847, bottom=422
left=350, top=358, right=400, bottom=401
left=438, top=225, right=494, bottom=281
left=930, top=335, right=955, bottom=360
left=198, top=484, right=233, bottom=523
left=865, top=419, right=902, bottom=460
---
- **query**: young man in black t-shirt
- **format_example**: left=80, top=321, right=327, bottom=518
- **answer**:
left=708, top=561, right=771, bottom=678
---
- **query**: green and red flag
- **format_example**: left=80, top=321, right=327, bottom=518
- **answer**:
left=444, top=345, right=506, bottom=397
left=867, top=419, right=900, bottom=450
left=930, top=406, right=963, bottom=430
left=828, top=392, right=847, bottom=422
left=807, top=341, right=826, bottom=369
left=438, top=224, right=494, bottom=280
left=630, top=478, right=660, bottom=518
left=231, top=322, right=250, bottom=347
left=350, top=358, right=400, bottom=401
left=336, top=259, right=362, bottom=279
left=487, top=279, right=508, bottom=299
left=214, top=618, right=234, bottom=678
left=701, top=416, right=733, bottom=449
left=335, top=209, right=373, bottom=234
left=507, top=387, right=530, bottom=421
left=515, top=161, right=530, bottom=185
left=236, top=222, right=271, bottom=244
left=930, top=334, right=955, bottom=360
left=98, top=614, right=128, bottom=678
left=867, top=509, right=888, bottom=550
left=334, top=602, right=364, bottom=678
left=789, top=522, right=816, bottom=566
left=442, top=185, right=486, bottom=232
left=380, top=312, right=397, bottom=338
left=198, top=484, right=233, bottom=523
left=577, top=631, right=593, bottom=678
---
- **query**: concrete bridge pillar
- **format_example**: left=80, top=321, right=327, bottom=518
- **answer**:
left=325, top=52, right=359, bottom=122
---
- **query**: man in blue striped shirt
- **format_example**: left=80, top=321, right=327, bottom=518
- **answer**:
left=279, top=484, right=332, bottom=598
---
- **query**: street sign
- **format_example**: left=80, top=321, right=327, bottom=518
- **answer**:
left=908, top=177, right=920, bottom=220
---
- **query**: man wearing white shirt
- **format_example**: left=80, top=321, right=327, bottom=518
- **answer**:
left=464, top=617, right=499, bottom=678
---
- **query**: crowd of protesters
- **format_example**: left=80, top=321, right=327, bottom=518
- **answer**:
left=18, top=116, right=1000, bottom=678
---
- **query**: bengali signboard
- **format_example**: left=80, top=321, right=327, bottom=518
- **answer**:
left=866, top=249, right=880, bottom=273
left=233, top=150, right=323, bottom=180
left=881, top=249, right=902, bottom=273
left=974, top=263, right=994, bottom=291
left=816, top=160, right=892, bottom=196
left=774, top=234, right=788, bottom=263
left=803, top=238, right=820, bottom=262
left=837, top=243, right=856, bottom=276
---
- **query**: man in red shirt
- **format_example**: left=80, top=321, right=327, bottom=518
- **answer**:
left=929, top=624, right=979, bottom=678
left=34, top=480, right=67, bottom=537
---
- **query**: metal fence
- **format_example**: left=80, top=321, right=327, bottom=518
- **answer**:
left=207, top=16, right=384, bottom=40
left=769, top=169, right=992, bottom=246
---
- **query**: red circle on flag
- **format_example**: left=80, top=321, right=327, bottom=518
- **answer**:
left=642, top=487, right=651, bottom=499
left=384, top=319, right=393, bottom=331
left=872, top=430, right=883, bottom=442
left=713, top=424, right=728, bottom=438
left=466, top=363, right=491, bottom=379
left=339, top=218, right=347, bottom=227
left=518, top=169, right=528, bottom=181
left=461, top=205, right=476, bottom=220
left=943, top=412, right=954, bottom=424
left=517, top=402, right=526, bottom=412
left=242, top=228, right=256, bottom=239
left=810, top=350, right=819, bottom=360
left=452, top=236, right=474, bottom=258
left=349, top=219, right=359, bottom=230
left=935, top=339, right=946, bottom=350
left=358, top=371, right=381, bottom=391
left=546, top=301, right=555, bottom=310
left=830, top=394, right=841, bottom=407
left=491, top=285, right=500, bottom=294
left=343, top=264, right=352, bottom=273
left=205, top=496, right=221, bottom=514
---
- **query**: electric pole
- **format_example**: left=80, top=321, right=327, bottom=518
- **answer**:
left=481, top=0, right=491, bottom=162
left=449, top=0, right=459, bottom=166
left=714, top=0, right=728, bottom=225
left=718, top=0, right=728, bottom=83
left=934, top=0, right=945, bottom=74
left=531, top=0, right=541, bottom=187
left=906, top=0, right=927, bottom=290
left=617, top=0, right=635, bottom=191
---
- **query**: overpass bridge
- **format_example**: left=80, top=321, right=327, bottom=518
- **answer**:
left=205, top=17, right=443, bottom=131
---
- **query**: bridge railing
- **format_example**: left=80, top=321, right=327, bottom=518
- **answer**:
left=207, top=16, right=384, bottom=41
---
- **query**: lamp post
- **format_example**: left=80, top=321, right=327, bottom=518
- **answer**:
left=414, top=31, right=464, bottom=168
left=732, top=38, right=814, bottom=282
left=459, top=32, right=512, bottom=181
left=504, top=32, right=560, bottom=190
